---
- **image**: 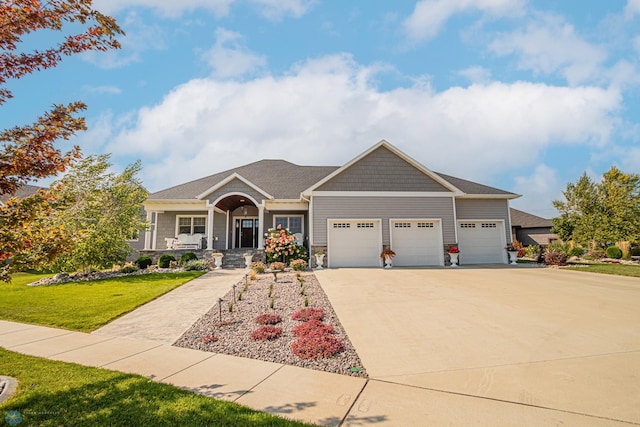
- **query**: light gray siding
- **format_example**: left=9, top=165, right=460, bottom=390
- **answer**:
left=515, top=228, right=557, bottom=246
left=312, top=196, right=455, bottom=244
left=205, top=179, right=266, bottom=205
left=455, top=199, right=511, bottom=242
left=213, top=212, right=227, bottom=250
left=316, top=146, right=450, bottom=192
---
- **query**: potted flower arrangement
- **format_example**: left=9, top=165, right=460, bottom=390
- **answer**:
left=380, top=249, right=396, bottom=269
left=447, top=246, right=460, bottom=267
left=211, top=252, right=224, bottom=269
left=314, top=250, right=325, bottom=270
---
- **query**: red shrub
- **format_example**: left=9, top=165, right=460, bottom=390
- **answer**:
left=292, top=319, right=334, bottom=338
left=291, top=307, right=325, bottom=322
left=201, top=335, right=218, bottom=343
left=255, top=313, right=282, bottom=325
left=250, top=325, right=282, bottom=341
left=291, top=334, right=345, bottom=359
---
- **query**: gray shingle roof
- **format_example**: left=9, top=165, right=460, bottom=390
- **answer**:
left=149, top=160, right=339, bottom=200
left=510, top=208, right=553, bottom=228
left=434, top=172, right=518, bottom=196
left=149, top=160, right=517, bottom=200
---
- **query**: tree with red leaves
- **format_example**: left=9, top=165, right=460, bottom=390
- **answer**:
left=0, top=0, right=123, bottom=281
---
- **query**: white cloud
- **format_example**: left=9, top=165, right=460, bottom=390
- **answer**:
left=82, top=12, right=167, bottom=69
left=511, top=164, right=562, bottom=218
left=103, top=54, right=621, bottom=193
left=625, top=0, right=640, bottom=19
left=249, top=0, right=315, bottom=20
left=93, top=0, right=313, bottom=19
left=457, top=66, right=492, bottom=83
left=200, top=28, right=267, bottom=78
left=84, top=85, right=122, bottom=94
left=93, top=0, right=234, bottom=18
left=489, top=14, right=607, bottom=85
left=403, top=0, right=525, bottom=42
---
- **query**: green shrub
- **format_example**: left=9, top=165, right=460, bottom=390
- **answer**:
left=568, top=247, right=584, bottom=258
left=290, top=259, right=307, bottom=271
left=134, top=256, right=152, bottom=269
left=605, top=246, right=623, bottom=259
left=183, top=259, right=209, bottom=271
left=524, top=245, right=541, bottom=258
left=250, top=261, right=266, bottom=274
left=120, top=264, right=139, bottom=274
left=158, top=254, right=176, bottom=268
left=547, top=241, right=570, bottom=255
left=179, top=252, right=198, bottom=265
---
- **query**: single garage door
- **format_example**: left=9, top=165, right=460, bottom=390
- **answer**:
left=457, top=221, right=505, bottom=264
left=328, top=220, right=381, bottom=267
left=390, top=220, right=443, bottom=266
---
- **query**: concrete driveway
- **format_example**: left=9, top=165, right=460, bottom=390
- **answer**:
left=316, top=266, right=640, bottom=426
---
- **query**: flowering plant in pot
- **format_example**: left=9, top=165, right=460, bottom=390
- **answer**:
left=447, top=246, right=460, bottom=267
left=380, top=249, right=395, bottom=268
left=447, top=247, right=460, bottom=254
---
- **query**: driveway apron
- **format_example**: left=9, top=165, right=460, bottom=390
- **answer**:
left=316, top=267, right=640, bottom=426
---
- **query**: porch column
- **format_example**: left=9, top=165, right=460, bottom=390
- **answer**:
left=144, top=210, right=153, bottom=250
left=258, top=204, right=265, bottom=249
left=151, top=212, right=158, bottom=250
left=225, top=210, right=230, bottom=250
left=207, top=207, right=214, bottom=250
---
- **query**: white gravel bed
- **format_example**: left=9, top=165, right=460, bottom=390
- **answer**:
left=174, top=271, right=367, bottom=378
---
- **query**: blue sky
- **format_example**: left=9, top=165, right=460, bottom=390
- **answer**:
left=5, top=0, right=640, bottom=217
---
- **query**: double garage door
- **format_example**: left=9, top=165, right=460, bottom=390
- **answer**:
left=327, top=219, right=443, bottom=268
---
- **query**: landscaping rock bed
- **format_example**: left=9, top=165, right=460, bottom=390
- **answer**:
left=27, top=268, right=184, bottom=286
left=174, top=271, right=367, bottom=378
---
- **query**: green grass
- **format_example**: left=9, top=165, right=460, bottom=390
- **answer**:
left=0, top=348, right=314, bottom=427
left=0, top=272, right=204, bottom=332
left=565, top=263, right=640, bottom=278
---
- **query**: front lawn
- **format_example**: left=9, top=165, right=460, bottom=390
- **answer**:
left=0, top=272, right=204, bottom=332
left=0, top=348, right=313, bottom=427
left=565, top=263, right=640, bottom=278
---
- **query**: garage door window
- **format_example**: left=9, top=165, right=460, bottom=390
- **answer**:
left=333, top=223, right=350, bottom=228
left=482, top=223, right=497, bottom=228
left=394, top=222, right=411, bottom=228
left=357, top=222, right=374, bottom=228
left=460, top=223, right=476, bottom=228
left=417, top=222, right=434, bottom=228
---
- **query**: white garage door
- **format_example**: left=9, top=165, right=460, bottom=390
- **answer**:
left=391, top=220, right=443, bottom=266
left=328, top=220, right=381, bottom=267
left=457, top=221, right=505, bottom=264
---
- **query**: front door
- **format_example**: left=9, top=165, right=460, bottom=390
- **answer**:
left=235, top=218, right=259, bottom=248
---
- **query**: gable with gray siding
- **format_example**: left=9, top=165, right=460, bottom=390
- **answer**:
left=316, top=146, right=450, bottom=192
left=205, top=178, right=269, bottom=205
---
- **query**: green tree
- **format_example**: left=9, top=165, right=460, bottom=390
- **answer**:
left=50, top=155, right=148, bottom=273
left=0, top=0, right=122, bottom=281
left=553, top=167, right=640, bottom=246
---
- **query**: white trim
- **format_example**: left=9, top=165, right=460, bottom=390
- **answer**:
left=144, top=211, right=153, bottom=250
left=506, top=204, right=514, bottom=244
left=309, top=196, right=314, bottom=246
left=196, top=173, right=273, bottom=200
left=452, top=197, right=458, bottom=243
left=233, top=216, right=259, bottom=249
left=175, top=215, right=208, bottom=237
left=389, top=218, right=445, bottom=266
left=264, top=200, right=308, bottom=211
left=457, top=194, right=520, bottom=200
left=151, top=212, right=158, bottom=250
left=456, top=219, right=508, bottom=264
left=225, top=210, right=230, bottom=250
left=208, top=191, right=261, bottom=209
left=327, top=218, right=383, bottom=268
left=310, top=191, right=456, bottom=197
left=207, top=208, right=214, bottom=250
left=258, top=205, right=265, bottom=249
left=303, top=140, right=463, bottom=195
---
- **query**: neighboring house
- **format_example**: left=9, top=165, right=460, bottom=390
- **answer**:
left=143, top=140, right=520, bottom=267
left=0, top=184, right=44, bottom=207
left=510, top=208, right=558, bottom=246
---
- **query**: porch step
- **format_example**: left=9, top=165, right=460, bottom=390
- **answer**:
left=214, top=249, right=265, bottom=269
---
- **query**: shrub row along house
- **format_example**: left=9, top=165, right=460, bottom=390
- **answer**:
left=139, top=140, right=520, bottom=267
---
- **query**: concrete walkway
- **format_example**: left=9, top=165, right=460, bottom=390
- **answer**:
left=93, top=269, right=244, bottom=343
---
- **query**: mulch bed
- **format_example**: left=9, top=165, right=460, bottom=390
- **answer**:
left=174, top=271, right=367, bottom=378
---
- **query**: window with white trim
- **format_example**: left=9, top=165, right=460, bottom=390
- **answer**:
left=177, top=216, right=206, bottom=235
left=274, top=215, right=303, bottom=234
